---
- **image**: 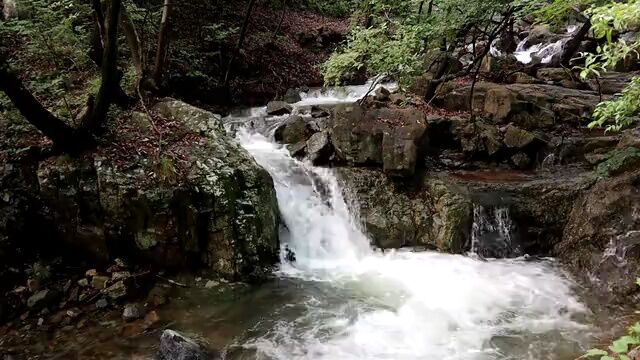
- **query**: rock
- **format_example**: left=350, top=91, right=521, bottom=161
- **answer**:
left=339, top=168, right=471, bottom=250
left=536, top=68, right=579, bottom=88
left=35, top=99, right=280, bottom=281
left=266, top=101, right=293, bottom=116
left=460, top=121, right=503, bottom=157
left=95, top=298, right=108, bottom=309
left=144, top=310, right=161, bottom=328
left=77, top=278, right=89, bottom=287
left=331, top=104, right=427, bottom=170
left=374, top=86, right=391, bottom=102
left=147, top=285, right=170, bottom=307
left=204, top=280, right=218, bottom=289
left=287, top=141, right=307, bottom=157
left=437, top=82, right=601, bottom=129
left=619, top=127, right=640, bottom=149
left=283, top=88, right=301, bottom=104
left=85, top=269, right=97, bottom=277
left=27, top=289, right=57, bottom=309
left=102, top=281, right=128, bottom=301
left=511, top=152, right=531, bottom=169
left=588, top=71, right=639, bottom=95
left=508, top=72, right=538, bottom=84
left=26, top=278, right=39, bottom=292
left=91, top=275, right=110, bottom=290
left=123, top=303, right=145, bottom=322
left=503, top=125, right=536, bottom=149
left=111, top=271, right=131, bottom=282
left=594, top=148, right=640, bottom=178
left=310, top=106, right=330, bottom=118
left=628, top=346, right=640, bottom=360
left=274, top=115, right=315, bottom=144
left=158, top=330, right=217, bottom=360
left=305, top=131, right=333, bottom=165
left=389, top=93, right=407, bottom=105
left=382, top=122, right=428, bottom=177
left=556, top=167, right=640, bottom=303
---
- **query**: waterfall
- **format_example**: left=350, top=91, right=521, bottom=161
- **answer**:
left=470, top=205, right=519, bottom=258
left=227, top=87, right=592, bottom=359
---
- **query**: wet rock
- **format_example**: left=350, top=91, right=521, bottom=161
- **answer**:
left=103, top=281, right=128, bottom=301
left=266, top=101, right=293, bottom=116
left=511, top=152, right=531, bottom=169
left=557, top=167, right=640, bottom=303
left=287, top=141, right=307, bottom=158
left=305, top=131, right=333, bottom=165
left=91, top=275, right=109, bottom=290
left=283, top=88, right=302, bottom=104
left=310, top=106, right=330, bottom=119
left=389, top=93, right=407, bottom=105
left=144, top=310, right=161, bottom=328
left=111, top=271, right=131, bottom=282
left=503, top=125, right=536, bottom=149
left=158, top=329, right=217, bottom=360
left=589, top=71, right=639, bottom=95
left=382, top=122, right=428, bottom=177
left=26, top=278, right=40, bottom=292
left=147, top=285, right=170, bottom=307
left=34, top=99, right=280, bottom=281
left=536, top=68, right=580, bottom=88
left=331, top=104, right=427, bottom=170
left=123, top=303, right=145, bottom=322
left=204, top=280, right=219, bottom=289
left=339, top=168, right=471, bottom=251
left=274, top=115, right=316, bottom=144
left=508, top=72, right=538, bottom=84
left=437, top=82, right=601, bottom=129
left=95, top=298, right=108, bottom=309
left=27, top=289, right=57, bottom=309
left=374, top=86, right=391, bottom=102
left=77, top=278, right=89, bottom=287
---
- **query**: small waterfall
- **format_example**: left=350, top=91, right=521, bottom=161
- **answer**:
left=470, top=204, right=518, bottom=258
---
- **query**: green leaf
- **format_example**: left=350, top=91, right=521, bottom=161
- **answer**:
left=620, top=355, right=631, bottom=360
left=583, top=349, right=608, bottom=358
left=610, top=336, right=640, bottom=353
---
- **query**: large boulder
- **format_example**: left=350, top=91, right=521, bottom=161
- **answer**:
left=556, top=168, right=640, bottom=303
left=266, top=101, right=293, bottom=116
left=36, top=99, right=280, bottom=281
left=437, top=82, right=602, bottom=129
left=339, top=168, right=471, bottom=251
left=331, top=104, right=428, bottom=176
left=274, top=115, right=316, bottom=145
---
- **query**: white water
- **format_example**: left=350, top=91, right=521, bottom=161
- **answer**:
left=232, top=133, right=591, bottom=359
left=225, top=85, right=593, bottom=359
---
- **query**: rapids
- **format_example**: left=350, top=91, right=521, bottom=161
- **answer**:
left=218, top=90, right=595, bottom=358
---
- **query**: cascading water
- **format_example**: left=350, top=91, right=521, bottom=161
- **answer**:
left=470, top=205, right=519, bottom=258
left=224, top=89, right=595, bottom=358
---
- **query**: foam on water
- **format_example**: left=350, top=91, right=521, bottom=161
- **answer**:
left=234, top=129, right=592, bottom=359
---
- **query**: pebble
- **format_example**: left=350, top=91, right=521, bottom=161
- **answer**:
left=95, top=298, right=108, bottom=309
left=204, top=280, right=219, bottom=289
left=122, top=303, right=145, bottom=322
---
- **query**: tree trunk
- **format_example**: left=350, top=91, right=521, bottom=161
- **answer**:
left=560, top=20, right=591, bottom=67
left=222, top=0, right=257, bottom=91
left=85, top=0, right=122, bottom=132
left=0, top=60, right=79, bottom=148
left=153, top=0, right=173, bottom=86
left=121, top=5, right=143, bottom=78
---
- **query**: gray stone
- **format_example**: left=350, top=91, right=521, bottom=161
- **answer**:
left=266, top=101, right=293, bottom=116
left=382, top=123, right=427, bottom=177
left=374, top=86, right=391, bottom=102
left=102, top=281, right=128, bottom=301
left=283, top=89, right=302, bottom=104
left=95, top=298, right=108, bottom=309
left=158, top=330, right=217, bottom=360
left=122, top=303, right=145, bottom=322
left=27, top=289, right=56, bottom=309
left=511, top=152, right=531, bottom=169
left=274, top=115, right=315, bottom=144
left=305, top=131, right=332, bottom=165
left=503, top=125, right=536, bottom=149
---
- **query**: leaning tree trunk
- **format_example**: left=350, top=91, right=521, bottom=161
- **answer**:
left=85, top=0, right=122, bottom=132
left=152, top=0, right=173, bottom=86
left=0, top=59, right=79, bottom=148
left=222, top=0, right=257, bottom=91
left=121, top=5, right=143, bottom=79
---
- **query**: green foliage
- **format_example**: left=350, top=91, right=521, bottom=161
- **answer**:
left=589, top=77, right=640, bottom=132
left=582, top=321, right=640, bottom=359
left=323, top=0, right=513, bottom=86
left=573, top=0, right=640, bottom=131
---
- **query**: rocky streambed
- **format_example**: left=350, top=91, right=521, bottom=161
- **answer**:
left=2, top=75, right=640, bottom=359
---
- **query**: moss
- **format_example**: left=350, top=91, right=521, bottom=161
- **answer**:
left=595, top=147, right=640, bottom=178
